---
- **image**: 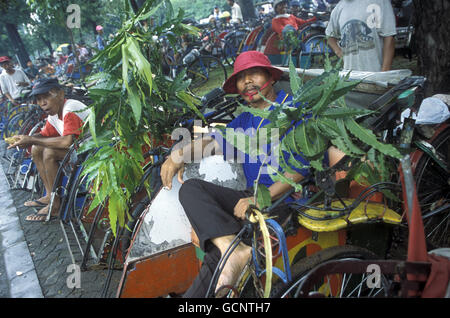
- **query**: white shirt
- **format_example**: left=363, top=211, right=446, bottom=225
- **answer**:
left=231, top=3, right=243, bottom=23
left=325, top=0, right=396, bottom=72
left=0, top=68, right=31, bottom=99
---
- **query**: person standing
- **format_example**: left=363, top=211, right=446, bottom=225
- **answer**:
left=325, top=0, right=396, bottom=72
left=213, top=5, right=221, bottom=20
left=227, top=0, right=243, bottom=24
left=96, top=25, right=105, bottom=51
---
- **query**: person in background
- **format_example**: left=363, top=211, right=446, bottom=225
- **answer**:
left=24, top=60, right=40, bottom=81
left=290, top=1, right=301, bottom=17
left=325, top=0, right=396, bottom=72
left=271, top=0, right=317, bottom=65
left=213, top=5, right=221, bottom=20
left=271, top=0, right=316, bottom=37
left=96, top=25, right=105, bottom=51
left=227, top=0, right=243, bottom=24
left=257, top=6, right=266, bottom=19
left=0, top=56, right=31, bottom=106
left=77, top=43, right=90, bottom=64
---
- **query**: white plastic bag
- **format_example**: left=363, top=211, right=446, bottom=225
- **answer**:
left=415, top=97, right=450, bottom=125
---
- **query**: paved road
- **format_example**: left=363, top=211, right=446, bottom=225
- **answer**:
left=0, top=140, right=121, bottom=298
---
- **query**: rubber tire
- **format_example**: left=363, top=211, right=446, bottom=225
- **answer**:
left=414, top=127, right=450, bottom=248
left=186, top=55, right=227, bottom=97
left=270, top=245, right=379, bottom=298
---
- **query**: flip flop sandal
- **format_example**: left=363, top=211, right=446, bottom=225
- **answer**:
left=24, top=200, right=48, bottom=208
left=25, top=213, right=57, bottom=222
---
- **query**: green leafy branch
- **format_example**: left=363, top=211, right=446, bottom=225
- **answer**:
left=79, top=0, right=201, bottom=236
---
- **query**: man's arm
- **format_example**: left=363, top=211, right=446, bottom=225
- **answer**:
left=4, top=92, right=18, bottom=105
left=381, top=36, right=395, bottom=71
left=268, top=171, right=304, bottom=200
left=327, top=37, right=343, bottom=58
left=8, top=134, right=74, bottom=150
left=161, top=136, right=220, bottom=189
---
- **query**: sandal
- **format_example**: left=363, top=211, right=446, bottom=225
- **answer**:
left=25, top=213, right=57, bottom=222
left=24, top=199, right=48, bottom=208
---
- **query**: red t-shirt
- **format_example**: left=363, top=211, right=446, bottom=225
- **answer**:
left=40, top=112, right=84, bottom=137
left=271, top=14, right=315, bottom=36
left=40, top=99, right=90, bottom=138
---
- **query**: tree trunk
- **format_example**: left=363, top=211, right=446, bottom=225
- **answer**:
left=4, top=23, right=30, bottom=66
left=40, top=36, right=53, bottom=55
left=237, top=0, right=256, bottom=21
left=412, top=0, right=450, bottom=95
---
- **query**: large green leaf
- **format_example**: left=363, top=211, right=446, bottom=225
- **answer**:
left=344, top=118, right=402, bottom=159
left=256, top=185, right=272, bottom=210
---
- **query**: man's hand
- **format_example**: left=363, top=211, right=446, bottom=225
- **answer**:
left=160, top=151, right=185, bottom=190
left=6, top=135, right=30, bottom=149
left=327, top=37, right=343, bottom=59
left=233, top=196, right=256, bottom=220
left=17, top=82, right=29, bottom=87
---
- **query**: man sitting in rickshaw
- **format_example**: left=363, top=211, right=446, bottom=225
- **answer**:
left=7, top=78, right=90, bottom=221
left=161, top=51, right=344, bottom=297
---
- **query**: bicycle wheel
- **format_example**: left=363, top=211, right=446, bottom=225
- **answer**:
left=4, top=112, right=27, bottom=138
left=414, top=127, right=450, bottom=248
left=297, top=34, right=334, bottom=69
left=270, top=245, right=391, bottom=298
left=186, top=55, right=227, bottom=97
left=222, top=32, right=247, bottom=67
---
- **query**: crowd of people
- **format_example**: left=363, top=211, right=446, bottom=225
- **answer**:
left=0, top=24, right=109, bottom=106
left=196, top=0, right=396, bottom=72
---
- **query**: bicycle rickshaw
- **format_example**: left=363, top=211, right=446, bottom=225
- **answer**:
left=111, top=66, right=449, bottom=298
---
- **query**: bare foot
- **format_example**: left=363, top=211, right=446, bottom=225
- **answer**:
left=30, top=200, right=59, bottom=218
left=215, top=242, right=252, bottom=297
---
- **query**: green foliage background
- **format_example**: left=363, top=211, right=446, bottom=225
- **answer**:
left=78, top=0, right=200, bottom=235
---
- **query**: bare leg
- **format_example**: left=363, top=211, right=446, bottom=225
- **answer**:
left=41, top=147, right=67, bottom=215
left=25, top=146, right=67, bottom=220
left=29, top=145, right=51, bottom=204
left=211, top=235, right=252, bottom=297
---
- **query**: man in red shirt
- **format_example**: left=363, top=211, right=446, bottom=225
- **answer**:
left=8, top=78, right=90, bottom=221
left=271, top=0, right=316, bottom=65
left=271, top=0, right=316, bottom=43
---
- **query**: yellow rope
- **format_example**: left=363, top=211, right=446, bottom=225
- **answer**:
left=249, top=208, right=272, bottom=298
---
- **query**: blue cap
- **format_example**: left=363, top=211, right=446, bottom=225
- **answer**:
left=30, top=78, right=62, bottom=97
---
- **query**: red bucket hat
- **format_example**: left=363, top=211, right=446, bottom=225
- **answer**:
left=223, top=51, right=283, bottom=94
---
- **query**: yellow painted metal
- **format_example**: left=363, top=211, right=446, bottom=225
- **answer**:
left=275, top=231, right=342, bottom=273
left=298, top=199, right=402, bottom=232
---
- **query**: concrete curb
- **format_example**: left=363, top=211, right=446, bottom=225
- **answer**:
left=0, top=163, right=44, bottom=298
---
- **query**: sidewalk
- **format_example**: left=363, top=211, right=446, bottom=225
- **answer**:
left=0, top=155, right=43, bottom=297
left=0, top=140, right=121, bottom=298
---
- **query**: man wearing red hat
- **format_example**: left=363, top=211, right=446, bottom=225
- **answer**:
left=0, top=56, right=31, bottom=106
left=161, top=51, right=311, bottom=297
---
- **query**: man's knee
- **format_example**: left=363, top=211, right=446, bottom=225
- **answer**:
left=179, top=178, right=202, bottom=204
left=31, top=145, right=44, bottom=161
left=42, top=147, right=66, bottom=163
